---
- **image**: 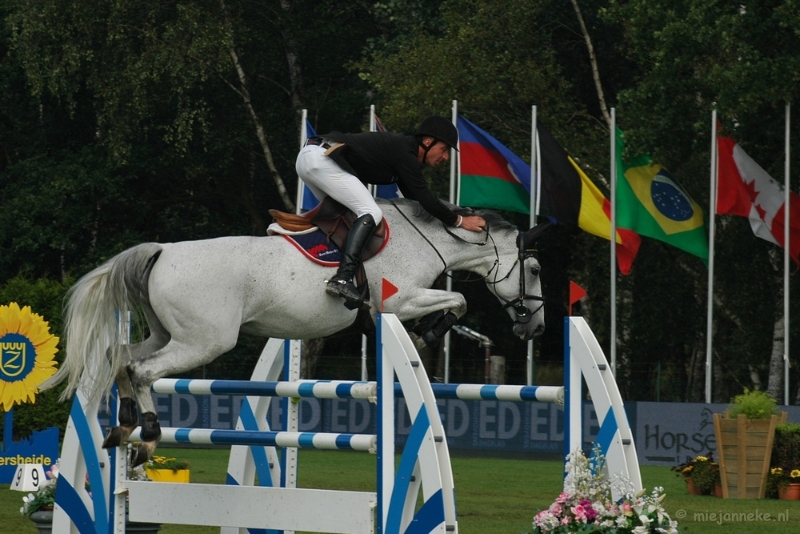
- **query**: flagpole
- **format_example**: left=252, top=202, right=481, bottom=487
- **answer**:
left=367, top=105, right=378, bottom=198
left=610, top=108, right=617, bottom=376
left=359, top=105, right=382, bottom=380
left=444, top=99, right=458, bottom=384
left=784, top=102, right=791, bottom=406
left=297, top=109, right=309, bottom=215
left=706, top=109, right=718, bottom=403
left=528, top=105, right=539, bottom=386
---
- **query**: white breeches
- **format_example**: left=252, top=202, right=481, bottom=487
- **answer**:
left=296, top=144, right=384, bottom=224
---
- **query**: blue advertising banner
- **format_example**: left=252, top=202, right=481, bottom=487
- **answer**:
left=0, top=426, right=60, bottom=483
left=94, top=394, right=800, bottom=465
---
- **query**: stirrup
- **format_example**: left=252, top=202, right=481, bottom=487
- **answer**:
left=326, top=278, right=370, bottom=310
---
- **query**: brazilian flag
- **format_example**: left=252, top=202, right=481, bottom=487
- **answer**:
left=615, top=129, right=709, bottom=263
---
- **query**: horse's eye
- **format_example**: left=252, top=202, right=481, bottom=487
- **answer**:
left=530, top=267, right=540, bottom=276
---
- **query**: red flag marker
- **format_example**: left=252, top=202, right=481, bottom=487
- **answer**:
left=569, top=281, right=587, bottom=315
left=381, top=278, right=399, bottom=312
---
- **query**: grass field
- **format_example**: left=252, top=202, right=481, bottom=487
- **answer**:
left=4, top=448, right=799, bottom=533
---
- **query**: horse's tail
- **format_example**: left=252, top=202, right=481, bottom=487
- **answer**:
left=41, top=243, right=164, bottom=405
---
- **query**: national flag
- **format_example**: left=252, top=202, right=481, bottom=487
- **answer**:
left=372, top=114, right=401, bottom=200
left=300, top=120, right=321, bottom=211
left=717, top=134, right=800, bottom=263
left=457, top=115, right=531, bottom=214
left=374, top=114, right=387, bottom=133
left=537, top=125, right=641, bottom=275
left=615, top=129, right=709, bottom=262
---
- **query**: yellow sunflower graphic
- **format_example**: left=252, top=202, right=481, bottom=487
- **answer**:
left=0, top=302, right=59, bottom=411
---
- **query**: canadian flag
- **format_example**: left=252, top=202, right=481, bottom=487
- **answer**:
left=717, top=134, right=800, bottom=263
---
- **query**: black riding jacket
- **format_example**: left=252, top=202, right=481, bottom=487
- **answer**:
left=320, top=131, right=458, bottom=226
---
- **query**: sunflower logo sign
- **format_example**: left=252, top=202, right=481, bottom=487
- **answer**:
left=0, top=303, right=58, bottom=411
left=1, top=303, right=60, bottom=485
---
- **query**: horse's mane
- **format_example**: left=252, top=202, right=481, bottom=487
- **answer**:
left=380, top=197, right=518, bottom=236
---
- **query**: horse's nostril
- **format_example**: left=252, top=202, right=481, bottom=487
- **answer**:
left=534, top=325, right=545, bottom=336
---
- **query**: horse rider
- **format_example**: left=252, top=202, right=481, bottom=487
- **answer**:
left=296, top=115, right=487, bottom=308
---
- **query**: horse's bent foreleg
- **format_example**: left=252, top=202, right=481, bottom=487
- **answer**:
left=411, top=309, right=460, bottom=347
left=390, top=288, right=467, bottom=322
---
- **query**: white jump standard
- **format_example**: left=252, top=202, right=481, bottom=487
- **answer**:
left=52, top=314, right=640, bottom=533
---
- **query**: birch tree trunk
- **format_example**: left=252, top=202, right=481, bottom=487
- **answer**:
left=569, top=0, right=611, bottom=127
left=766, top=248, right=785, bottom=399
left=687, top=339, right=705, bottom=402
left=767, top=314, right=785, bottom=399
left=280, top=0, right=305, bottom=110
left=219, top=0, right=295, bottom=213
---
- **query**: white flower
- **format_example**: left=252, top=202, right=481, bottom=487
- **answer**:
left=633, top=526, right=649, bottom=534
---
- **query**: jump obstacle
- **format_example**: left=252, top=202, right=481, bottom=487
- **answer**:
left=51, top=315, right=641, bottom=534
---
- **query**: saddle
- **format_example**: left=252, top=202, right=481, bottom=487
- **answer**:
left=268, top=198, right=389, bottom=310
left=268, top=198, right=389, bottom=262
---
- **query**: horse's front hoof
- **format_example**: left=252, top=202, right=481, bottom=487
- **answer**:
left=103, top=426, right=124, bottom=448
left=102, top=425, right=136, bottom=449
left=129, top=442, right=155, bottom=468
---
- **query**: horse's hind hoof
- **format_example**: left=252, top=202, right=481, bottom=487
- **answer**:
left=103, top=426, right=124, bottom=448
left=129, top=443, right=152, bottom=468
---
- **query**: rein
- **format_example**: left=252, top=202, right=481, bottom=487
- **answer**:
left=390, top=200, right=448, bottom=273
left=390, top=201, right=544, bottom=323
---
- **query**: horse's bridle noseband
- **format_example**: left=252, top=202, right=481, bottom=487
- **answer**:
left=494, top=234, right=545, bottom=324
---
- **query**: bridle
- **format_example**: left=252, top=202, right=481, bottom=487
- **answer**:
left=487, top=233, right=545, bottom=325
left=390, top=200, right=545, bottom=325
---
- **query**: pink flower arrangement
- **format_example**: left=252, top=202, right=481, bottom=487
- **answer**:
left=532, top=449, right=679, bottom=534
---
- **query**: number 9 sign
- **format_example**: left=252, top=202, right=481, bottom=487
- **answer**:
left=10, top=464, right=47, bottom=492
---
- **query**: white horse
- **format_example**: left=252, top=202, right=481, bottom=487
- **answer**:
left=43, top=198, right=548, bottom=465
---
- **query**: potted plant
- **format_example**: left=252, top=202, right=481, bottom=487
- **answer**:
left=690, top=453, right=721, bottom=496
left=713, top=389, right=787, bottom=499
left=767, top=422, right=800, bottom=500
left=767, top=467, right=800, bottom=500
left=532, top=448, right=679, bottom=533
left=20, top=464, right=57, bottom=534
left=672, top=454, right=702, bottom=494
left=145, top=454, right=191, bottom=483
left=671, top=452, right=720, bottom=496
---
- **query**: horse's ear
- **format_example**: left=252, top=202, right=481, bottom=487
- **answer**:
left=522, top=220, right=554, bottom=249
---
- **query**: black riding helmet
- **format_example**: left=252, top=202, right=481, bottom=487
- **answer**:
left=415, top=116, right=459, bottom=164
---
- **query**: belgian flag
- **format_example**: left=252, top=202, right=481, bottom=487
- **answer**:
left=537, top=125, right=641, bottom=275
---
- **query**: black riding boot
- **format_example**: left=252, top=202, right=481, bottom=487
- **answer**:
left=326, top=214, right=377, bottom=307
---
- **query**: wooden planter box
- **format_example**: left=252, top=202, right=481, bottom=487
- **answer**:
left=713, top=411, right=786, bottom=499
left=146, top=469, right=190, bottom=483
